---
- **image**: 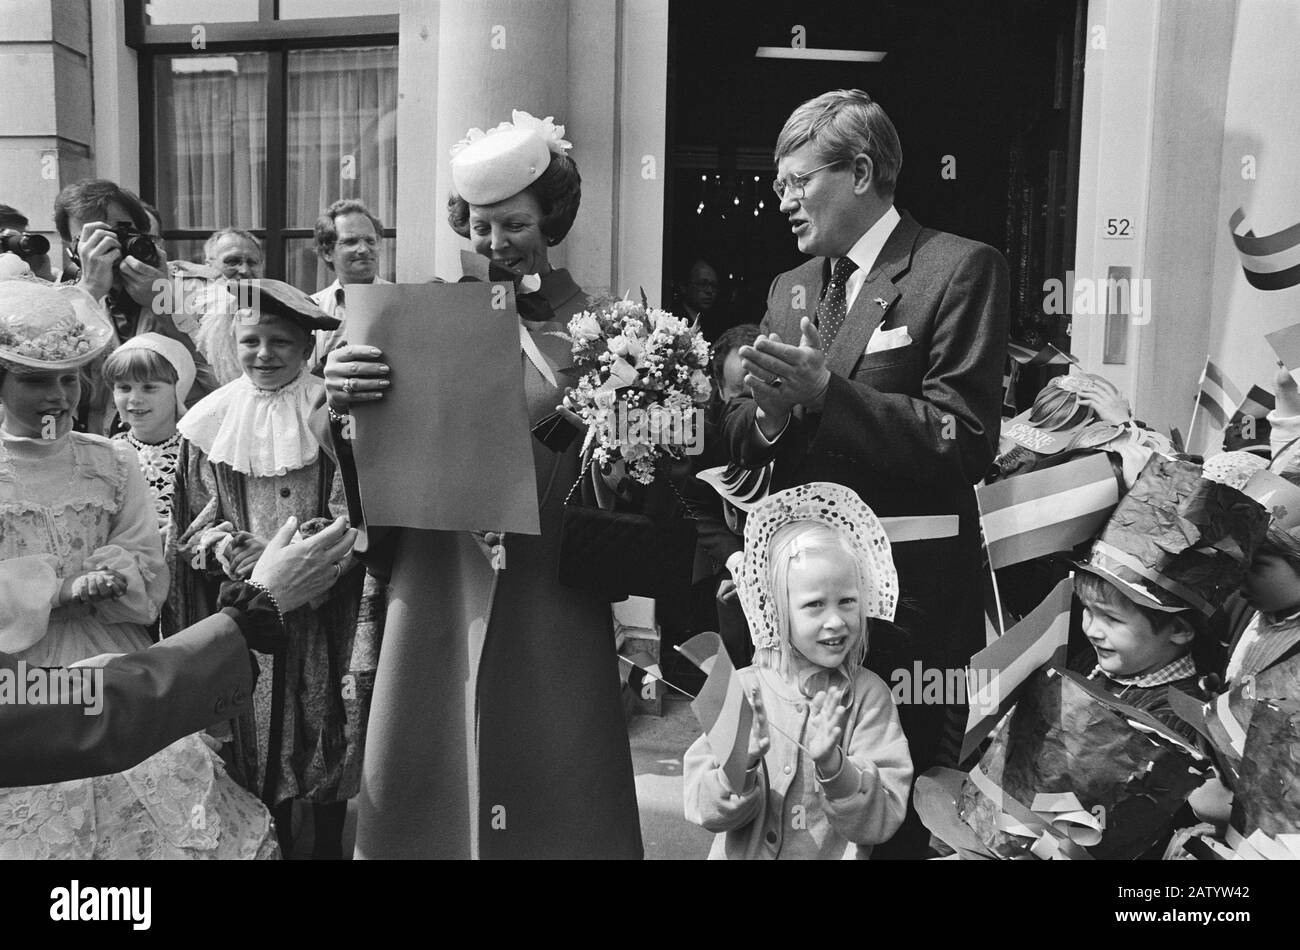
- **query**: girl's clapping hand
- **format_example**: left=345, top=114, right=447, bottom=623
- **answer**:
left=61, top=568, right=128, bottom=605
left=806, top=686, right=849, bottom=770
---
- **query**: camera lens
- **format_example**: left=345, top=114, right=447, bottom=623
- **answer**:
left=0, top=232, right=49, bottom=257
left=125, top=234, right=160, bottom=266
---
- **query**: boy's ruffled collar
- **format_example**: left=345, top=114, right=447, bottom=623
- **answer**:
left=178, top=368, right=322, bottom=477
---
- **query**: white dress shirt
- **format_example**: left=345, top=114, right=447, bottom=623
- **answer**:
left=839, top=204, right=901, bottom=312
left=756, top=205, right=901, bottom=444
left=310, top=275, right=392, bottom=367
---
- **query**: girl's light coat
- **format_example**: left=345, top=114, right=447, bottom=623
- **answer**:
left=684, top=665, right=912, bottom=859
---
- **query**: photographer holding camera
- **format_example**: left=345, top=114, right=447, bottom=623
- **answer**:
left=0, top=204, right=55, bottom=281
left=53, top=179, right=218, bottom=430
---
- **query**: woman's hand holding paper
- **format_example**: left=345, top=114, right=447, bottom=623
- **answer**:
left=324, top=344, right=391, bottom=411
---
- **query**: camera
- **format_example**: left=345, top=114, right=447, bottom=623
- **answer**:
left=109, top=223, right=162, bottom=268
left=0, top=230, right=51, bottom=259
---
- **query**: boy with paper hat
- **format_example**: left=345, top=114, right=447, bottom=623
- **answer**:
left=1070, top=456, right=1267, bottom=720
left=917, top=455, right=1268, bottom=859
left=1168, top=457, right=1300, bottom=853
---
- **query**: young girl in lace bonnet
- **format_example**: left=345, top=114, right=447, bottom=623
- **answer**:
left=759, top=521, right=876, bottom=689
left=683, top=482, right=912, bottom=859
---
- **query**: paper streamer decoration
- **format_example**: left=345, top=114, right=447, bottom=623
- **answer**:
left=343, top=282, right=541, bottom=534
left=678, top=631, right=754, bottom=793
left=1230, top=208, right=1300, bottom=291
left=1224, top=826, right=1300, bottom=861
left=952, top=667, right=1207, bottom=860
left=1234, top=697, right=1300, bottom=839
left=976, top=453, right=1120, bottom=570
left=695, top=462, right=774, bottom=513
left=1007, top=341, right=1078, bottom=367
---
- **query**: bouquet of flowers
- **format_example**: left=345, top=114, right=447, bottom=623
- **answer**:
left=563, top=294, right=712, bottom=485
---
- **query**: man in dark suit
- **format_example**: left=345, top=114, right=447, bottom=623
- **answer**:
left=724, top=89, right=1009, bottom=857
left=1, top=516, right=356, bottom=787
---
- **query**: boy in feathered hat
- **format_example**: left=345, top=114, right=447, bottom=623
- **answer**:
left=172, top=278, right=376, bottom=859
left=683, top=482, right=913, bottom=859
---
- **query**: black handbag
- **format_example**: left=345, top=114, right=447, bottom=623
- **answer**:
left=557, top=459, right=698, bottom=601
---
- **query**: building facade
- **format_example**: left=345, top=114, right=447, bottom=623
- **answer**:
left=3, top=0, right=1299, bottom=445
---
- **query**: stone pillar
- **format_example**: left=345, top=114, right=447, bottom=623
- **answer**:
left=397, top=0, right=572, bottom=283
left=0, top=0, right=95, bottom=258
left=396, top=0, right=667, bottom=300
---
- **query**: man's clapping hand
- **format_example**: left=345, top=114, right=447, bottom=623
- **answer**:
left=739, top=317, right=832, bottom=437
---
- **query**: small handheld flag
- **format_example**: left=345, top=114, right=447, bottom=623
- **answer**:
left=1194, top=357, right=1242, bottom=428
left=677, top=632, right=754, bottom=791
left=1187, top=356, right=1243, bottom=451
left=962, top=579, right=1073, bottom=762
left=1234, top=384, right=1275, bottom=422
left=976, top=453, right=1120, bottom=570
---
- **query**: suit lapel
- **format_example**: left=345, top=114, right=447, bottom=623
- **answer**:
left=779, top=259, right=822, bottom=341
left=825, top=211, right=921, bottom=379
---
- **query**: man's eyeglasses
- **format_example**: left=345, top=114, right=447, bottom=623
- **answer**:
left=771, top=160, right=844, bottom=200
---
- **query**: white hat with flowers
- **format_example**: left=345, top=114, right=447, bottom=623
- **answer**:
left=736, top=482, right=899, bottom=656
left=0, top=276, right=115, bottom=371
left=450, top=109, right=572, bottom=206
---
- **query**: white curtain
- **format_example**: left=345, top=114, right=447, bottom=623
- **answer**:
left=287, top=47, right=399, bottom=290
left=154, top=47, right=397, bottom=285
left=157, top=53, right=268, bottom=233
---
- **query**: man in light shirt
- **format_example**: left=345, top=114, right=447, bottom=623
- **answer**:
left=309, top=199, right=391, bottom=366
left=723, top=89, right=1010, bottom=858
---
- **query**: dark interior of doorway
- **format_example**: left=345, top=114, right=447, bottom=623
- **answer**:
left=664, top=0, right=1084, bottom=405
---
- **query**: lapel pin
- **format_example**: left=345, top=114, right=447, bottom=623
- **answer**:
left=874, top=297, right=888, bottom=310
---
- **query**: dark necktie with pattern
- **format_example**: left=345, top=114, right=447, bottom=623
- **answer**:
left=816, top=256, right=859, bottom=350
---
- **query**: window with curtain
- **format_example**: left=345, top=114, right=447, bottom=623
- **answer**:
left=286, top=46, right=398, bottom=290
left=149, top=43, right=397, bottom=292
left=153, top=53, right=269, bottom=231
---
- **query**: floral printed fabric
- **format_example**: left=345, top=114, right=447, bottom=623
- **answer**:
left=0, top=735, right=276, bottom=860
left=0, top=430, right=275, bottom=860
